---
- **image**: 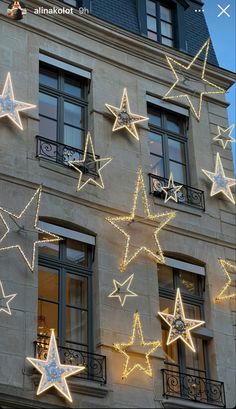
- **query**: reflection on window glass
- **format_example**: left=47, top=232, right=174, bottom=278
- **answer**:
left=39, top=116, right=57, bottom=141
left=160, top=5, right=172, bottom=22
left=149, top=112, right=161, bottom=127
left=162, top=37, right=173, bottom=47
left=167, top=115, right=180, bottom=133
left=185, top=336, right=206, bottom=373
left=150, top=155, right=164, bottom=176
left=39, top=267, right=59, bottom=301
left=147, top=15, right=157, bottom=32
left=66, top=239, right=87, bottom=265
left=178, top=270, right=198, bottom=295
left=64, top=125, right=83, bottom=149
left=149, top=132, right=163, bottom=155
left=64, top=76, right=82, bottom=98
left=170, top=161, right=186, bottom=184
left=39, top=93, right=57, bottom=119
left=38, top=234, right=59, bottom=257
left=38, top=300, right=58, bottom=337
left=161, top=21, right=173, bottom=38
left=158, top=265, right=173, bottom=289
left=39, top=70, right=58, bottom=89
left=147, top=0, right=156, bottom=16
left=184, top=303, right=201, bottom=320
left=66, top=308, right=87, bottom=347
left=162, top=328, right=179, bottom=365
left=168, top=139, right=185, bottom=163
left=66, top=274, right=87, bottom=308
left=148, top=31, right=158, bottom=41
left=160, top=297, right=175, bottom=315
left=64, top=102, right=82, bottom=128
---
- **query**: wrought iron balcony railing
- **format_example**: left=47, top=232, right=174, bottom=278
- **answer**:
left=36, top=135, right=99, bottom=176
left=162, top=368, right=225, bottom=407
left=34, top=340, right=107, bottom=384
left=149, top=174, right=205, bottom=211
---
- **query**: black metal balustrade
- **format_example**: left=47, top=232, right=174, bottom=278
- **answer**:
left=36, top=135, right=99, bottom=176
left=162, top=368, right=225, bottom=407
left=34, top=340, right=107, bottom=384
left=149, top=174, right=205, bottom=211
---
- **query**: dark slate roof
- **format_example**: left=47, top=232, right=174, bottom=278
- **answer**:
left=90, top=0, right=218, bottom=66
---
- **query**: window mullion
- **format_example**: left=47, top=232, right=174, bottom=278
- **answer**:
left=156, top=1, right=161, bottom=42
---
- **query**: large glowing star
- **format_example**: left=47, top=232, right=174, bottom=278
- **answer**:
left=0, top=186, right=61, bottom=272
left=202, top=152, right=236, bottom=204
left=68, top=132, right=112, bottom=191
left=114, top=312, right=161, bottom=378
left=106, top=168, right=176, bottom=272
left=213, top=124, right=235, bottom=149
left=215, top=259, right=236, bottom=302
left=108, top=274, right=137, bottom=307
left=105, top=88, right=148, bottom=140
left=0, top=280, right=17, bottom=315
left=158, top=288, right=205, bottom=352
left=27, top=330, right=85, bottom=402
left=0, top=72, right=36, bottom=130
left=163, top=39, right=225, bottom=121
left=161, top=173, right=183, bottom=203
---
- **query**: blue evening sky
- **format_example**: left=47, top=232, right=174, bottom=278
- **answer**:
left=204, top=0, right=236, bottom=171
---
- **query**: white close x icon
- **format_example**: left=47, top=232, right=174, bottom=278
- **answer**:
left=217, top=4, right=230, bottom=17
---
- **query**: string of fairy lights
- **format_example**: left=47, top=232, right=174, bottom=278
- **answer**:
left=0, top=36, right=235, bottom=402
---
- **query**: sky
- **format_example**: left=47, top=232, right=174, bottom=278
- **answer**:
left=203, top=0, right=236, bottom=171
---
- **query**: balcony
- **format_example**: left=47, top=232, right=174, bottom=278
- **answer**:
left=162, top=368, right=225, bottom=408
left=34, top=340, right=107, bottom=385
left=149, top=174, right=205, bottom=211
left=36, top=135, right=99, bottom=176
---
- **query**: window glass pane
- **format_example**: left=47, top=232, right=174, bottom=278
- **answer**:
left=146, top=0, right=156, bottom=16
left=149, top=111, right=161, bottom=127
left=149, top=132, right=163, bottom=155
left=162, top=37, right=173, bottom=47
left=38, top=267, right=59, bottom=301
left=170, top=161, right=186, bottom=184
left=185, top=337, right=206, bottom=373
left=64, top=125, right=83, bottom=149
left=66, top=274, right=88, bottom=308
left=161, top=21, right=173, bottom=38
left=166, top=115, right=181, bottom=133
left=38, top=234, right=59, bottom=257
left=184, top=303, right=201, bottom=320
left=160, top=5, right=172, bottom=22
left=39, top=92, right=57, bottom=119
left=66, top=308, right=87, bottom=346
left=64, top=102, right=82, bottom=128
left=39, top=116, right=57, bottom=140
left=64, top=75, right=82, bottom=98
left=65, top=0, right=77, bottom=6
left=160, top=297, right=175, bottom=314
left=162, top=328, right=179, bottom=365
left=38, top=300, right=58, bottom=337
left=158, top=265, right=173, bottom=289
left=39, top=70, right=58, bottom=89
left=148, top=31, right=158, bottom=41
left=150, top=155, right=164, bottom=177
left=168, top=139, right=185, bottom=163
left=178, top=270, right=199, bottom=295
left=66, top=239, right=87, bottom=266
left=147, top=15, right=157, bottom=32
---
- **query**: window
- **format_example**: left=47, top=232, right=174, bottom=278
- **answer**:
left=39, top=63, right=88, bottom=150
left=148, top=106, right=188, bottom=184
left=37, top=230, right=93, bottom=352
left=146, top=0, right=175, bottom=46
left=158, top=263, right=209, bottom=378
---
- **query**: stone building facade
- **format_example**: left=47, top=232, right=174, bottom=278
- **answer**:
left=0, top=0, right=235, bottom=408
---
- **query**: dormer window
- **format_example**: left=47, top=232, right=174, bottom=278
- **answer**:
left=146, top=0, right=175, bottom=47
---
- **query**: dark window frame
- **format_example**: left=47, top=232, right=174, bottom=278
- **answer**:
left=148, top=105, right=190, bottom=185
left=38, top=236, right=94, bottom=353
left=146, top=0, right=177, bottom=47
left=158, top=265, right=210, bottom=378
left=39, top=62, right=89, bottom=149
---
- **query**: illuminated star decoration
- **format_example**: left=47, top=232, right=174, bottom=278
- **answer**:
left=202, top=152, right=236, bottom=204
left=105, top=88, right=148, bottom=140
left=213, top=124, right=235, bottom=149
left=158, top=288, right=205, bottom=352
left=0, top=186, right=61, bottom=272
left=68, top=132, right=112, bottom=191
left=161, top=173, right=183, bottom=203
left=215, top=259, right=236, bottom=302
left=0, top=72, right=36, bottom=130
left=0, top=280, right=17, bottom=315
left=163, top=39, right=225, bottom=121
left=27, top=330, right=85, bottom=402
left=106, top=168, right=176, bottom=272
left=108, top=274, right=137, bottom=307
left=114, top=311, right=161, bottom=378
